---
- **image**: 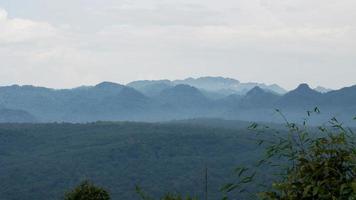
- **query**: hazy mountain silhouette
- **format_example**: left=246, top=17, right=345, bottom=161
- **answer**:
left=0, top=108, right=37, bottom=123
left=277, top=84, right=322, bottom=109
left=173, top=77, right=240, bottom=94
left=0, top=83, right=151, bottom=122
left=157, top=84, right=210, bottom=106
left=0, top=79, right=355, bottom=123
left=323, top=85, right=356, bottom=107
left=239, top=86, right=280, bottom=108
left=314, top=86, right=333, bottom=93
left=127, top=76, right=287, bottom=96
left=155, top=84, right=212, bottom=114
left=127, top=80, right=173, bottom=97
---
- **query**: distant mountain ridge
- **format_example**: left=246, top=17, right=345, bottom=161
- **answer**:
left=0, top=78, right=355, bottom=124
left=0, top=108, right=37, bottom=123
left=239, top=86, right=281, bottom=109
left=314, top=86, right=333, bottom=93
left=128, top=76, right=287, bottom=96
left=277, top=83, right=323, bottom=109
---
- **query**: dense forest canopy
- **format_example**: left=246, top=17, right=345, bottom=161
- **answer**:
left=0, top=120, right=268, bottom=200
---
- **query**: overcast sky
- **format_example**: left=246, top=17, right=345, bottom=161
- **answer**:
left=0, top=0, right=355, bottom=90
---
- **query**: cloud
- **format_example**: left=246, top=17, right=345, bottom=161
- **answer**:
left=0, top=8, right=7, bottom=19
left=0, top=0, right=355, bottom=90
left=0, top=8, right=57, bottom=44
left=96, top=3, right=225, bottom=27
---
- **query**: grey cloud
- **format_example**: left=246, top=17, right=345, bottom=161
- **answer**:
left=0, top=0, right=355, bottom=90
left=97, top=3, right=225, bottom=26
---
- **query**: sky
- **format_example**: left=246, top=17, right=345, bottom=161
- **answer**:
left=0, top=0, right=355, bottom=90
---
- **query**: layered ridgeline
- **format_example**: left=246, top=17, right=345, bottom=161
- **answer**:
left=0, top=77, right=354, bottom=123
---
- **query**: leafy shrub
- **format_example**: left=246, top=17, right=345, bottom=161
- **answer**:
left=64, top=180, right=110, bottom=200
left=260, top=125, right=356, bottom=199
left=222, top=108, right=356, bottom=200
left=161, top=194, right=198, bottom=200
left=136, top=186, right=198, bottom=200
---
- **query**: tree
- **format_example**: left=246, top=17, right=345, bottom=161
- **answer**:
left=161, top=194, right=198, bottom=200
left=222, top=108, right=356, bottom=200
left=136, top=186, right=198, bottom=200
left=64, top=180, right=110, bottom=200
left=260, top=122, right=356, bottom=199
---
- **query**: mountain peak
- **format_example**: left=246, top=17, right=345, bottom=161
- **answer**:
left=314, top=86, right=332, bottom=93
left=171, top=84, right=200, bottom=93
left=277, top=83, right=322, bottom=108
left=127, top=80, right=172, bottom=88
left=195, top=76, right=240, bottom=83
left=246, top=86, right=265, bottom=96
left=179, top=76, right=240, bottom=85
left=292, top=83, right=321, bottom=94
left=241, top=86, right=279, bottom=108
left=158, top=84, right=210, bottom=108
left=159, top=84, right=206, bottom=98
left=95, top=82, right=123, bottom=89
left=296, top=83, right=311, bottom=90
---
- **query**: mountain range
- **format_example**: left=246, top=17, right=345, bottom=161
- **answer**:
left=0, top=77, right=354, bottom=124
left=128, top=77, right=287, bottom=97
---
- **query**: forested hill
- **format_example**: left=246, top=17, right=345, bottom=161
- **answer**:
left=0, top=121, right=265, bottom=200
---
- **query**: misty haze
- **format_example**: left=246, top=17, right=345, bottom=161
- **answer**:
left=0, top=1, right=355, bottom=200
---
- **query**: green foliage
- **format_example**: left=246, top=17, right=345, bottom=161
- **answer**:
left=161, top=194, right=198, bottom=200
left=136, top=186, right=198, bottom=200
left=260, top=111, right=356, bottom=200
left=0, top=121, right=260, bottom=200
left=64, top=181, right=110, bottom=200
left=1, top=115, right=354, bottom=200
left=222, top=108, right=356, bottom=200
left=260, top=129, right=356, bottom=199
